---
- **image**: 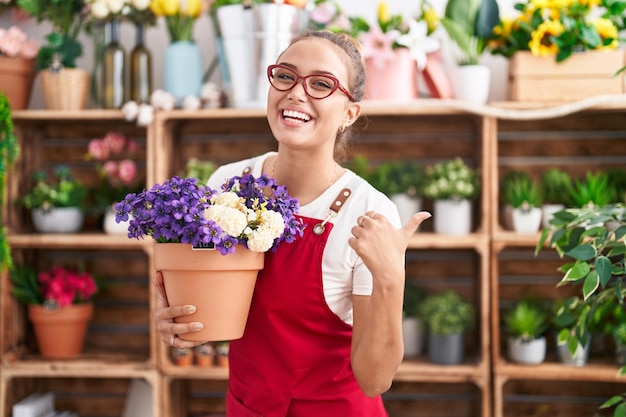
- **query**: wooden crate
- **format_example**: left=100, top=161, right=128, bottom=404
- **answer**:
left=508, top=50, right=625, bottom=102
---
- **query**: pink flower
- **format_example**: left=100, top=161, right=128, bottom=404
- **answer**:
left=309, top=2, right=336, bottom=25
left=37, top=267, right=98, bottom=307
left=88, top=138, right=110, bottom=161
left=118, top=159, right=137, bottom=186
left=359, top=24, right=398, bottom=68
left=0, top=26, right=39, bottom=58
left=103, top=132, right=126, bottom=155
left=102, top=160, right=120, bottom=185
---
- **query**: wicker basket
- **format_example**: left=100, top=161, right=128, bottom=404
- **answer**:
left=40, top=68, right=89, bottom=110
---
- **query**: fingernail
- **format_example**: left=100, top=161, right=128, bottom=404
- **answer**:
left=187, top=305, right=196, bottom=313
left=194, top=323, right=203, bottom=330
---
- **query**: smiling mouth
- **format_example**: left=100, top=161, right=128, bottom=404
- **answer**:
left=282, top=109, right=311, bottom=123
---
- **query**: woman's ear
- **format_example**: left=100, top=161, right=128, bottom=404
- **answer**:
left=343, top=102, right=362, bottom=128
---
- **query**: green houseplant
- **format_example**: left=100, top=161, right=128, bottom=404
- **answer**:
left=423, top=157, right=480, bottom=235
left=22, top=165, right=88, bottom=233
left=504, top=298, right=549, bottom=364
left=501, top=174, right=543, bottom=233
left=419, top=290, right=476, bottom=365
left=403, top=284, right=426, bottom=357
left=569, top=171, right=616, bottom=209
left=540, top=168, right=573, bottom=228
left=0, top=93, right=19, bottom=272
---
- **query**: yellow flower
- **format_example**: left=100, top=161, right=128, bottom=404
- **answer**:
left=493, top=17, right=513, bottom=38
left=182, top=0, right=201, bottom=18
left=150, top=0, right=179, bottom=17
left=423, top=6, right=439, bottom=34
left=580, top=0, right=601, bottom=6
left=593, top=17, right=619, bottom=49
left=377, top=1, right=391, bottom=25
left=529, top=20, right=564, bottom=56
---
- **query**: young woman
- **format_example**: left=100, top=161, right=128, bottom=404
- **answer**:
left=154, top=30, right=431, bottom=416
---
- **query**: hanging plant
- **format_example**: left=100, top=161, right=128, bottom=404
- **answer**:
left=0, top=92, right=20, bottom=271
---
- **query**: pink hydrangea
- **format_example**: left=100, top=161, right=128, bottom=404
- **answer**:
left=38, top=267, right=98, bottom=307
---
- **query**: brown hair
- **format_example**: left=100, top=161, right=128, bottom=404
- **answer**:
left=284, top=30, right=367, bottom=162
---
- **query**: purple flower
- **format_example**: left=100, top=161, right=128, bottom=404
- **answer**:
left=114, top=174, right=304, bottom=254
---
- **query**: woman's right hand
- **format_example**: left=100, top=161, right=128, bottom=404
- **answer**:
left=153, top=271, right=207, bottom=349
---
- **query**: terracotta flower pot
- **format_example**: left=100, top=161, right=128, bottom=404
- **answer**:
left=155, top=243, right=264, bottom=342
left=28, top=303, right=93, bottom=359
left=0, top=56, right=36, bottom=110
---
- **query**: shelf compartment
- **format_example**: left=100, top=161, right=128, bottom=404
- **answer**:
left=2, top=248, right=153, bottom=366
left=0, top=374, right=160, bottom=417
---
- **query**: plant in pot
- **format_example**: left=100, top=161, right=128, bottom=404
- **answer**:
left=402, top=283, right=426, bottom=358
left=423, top=157, right=480, bottom=235
left=499, top=170, right=531, bottom=230
left=418, top=290, right=476, bottom=365
left=501, top=174, right=543, bottom=233
left=21, top=165, right=88, bottom=234
left=503, top=297, right=549, bottom=364
left=115, top=174, right=304, bottom=341
left=607, top=167, right=626, bottom=204
left=569, top=171, right=616, bottom=209
left=0, top=93, right=19, bottom=272
left=9, top=264, right=98, bottom=358
left=85, top=132, right=143, bottom=234
left=439, top=0, right=500, bottom=104
left=537, top=203, right=626, bottom=369
left=0, top=26, right=40, bottom=110
left=369, top=159, right=426, bottom=226
left=17, top=0, right=90, bottom=110
left=539, top=168, right=573, bottom=229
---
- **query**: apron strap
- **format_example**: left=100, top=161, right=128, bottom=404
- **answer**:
left=312, top=177, right=361, bottom=235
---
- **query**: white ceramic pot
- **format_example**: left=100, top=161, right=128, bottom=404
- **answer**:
left=103, top=207, right=131, bottom=235
left=402, top=317, right=425, bottom=357
left=31, top=207, right=84, bottom=233
left=433, top=199, right=472, bottom=235
left=390, top=194, right=423, bottom=226
left=508, top=336, right=546, bottom=365
left=453, top=65, right=491, bottom=105
left=511, top=207, right=543, bottom=233
left=556, top=334, right=590, bottom=366
left=541, top=204, right=565, bottom=229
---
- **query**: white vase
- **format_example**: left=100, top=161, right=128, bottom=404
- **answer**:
left=511, top=207, right=543, bottom=233
left=103, top=207, right=130, bottom=235
left=453, top=65, right=491, bottom=104
left=556, top=334, right=590, bottom=367
left=541, top=204, right=565, bottom=229
left=390, top=194, right=423, bottom=226
left=508, top=336, right=546, bottom=365
left=433, top=199, right=472, bottom=235
left=31, top=207, right=84, bottom=233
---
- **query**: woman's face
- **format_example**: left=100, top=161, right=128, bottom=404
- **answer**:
left=266, top=37, right=360, bottom=153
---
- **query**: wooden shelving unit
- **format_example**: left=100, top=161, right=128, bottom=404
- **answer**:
left=1, top=100, right=624, bottom=416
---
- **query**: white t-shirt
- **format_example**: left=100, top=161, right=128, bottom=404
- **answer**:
left=207, top=152, right=401, bottom=325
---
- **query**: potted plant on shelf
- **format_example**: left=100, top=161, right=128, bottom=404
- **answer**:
left=438, top=0, right=500, bottom=103
left=85, top=131, right=143, bottom=234
left=9, top=264, right=98, bottom=358
left=402, top=283, right=426, bottom=357
left=501, top=174, right=543, bottom=233
left=115, top=174, right=304, bottom=341
left=21, top=165, right=88, bottom=234
left=0, top=93, right=19, bottom=272
left=537, top=203, right=626, bottom=368
left=570, top=171, right=616, bottom=209
left=607, top=167, right=626, bottom=204
left=504, top=297, right=549, bottom=364
left=550, top=298, right=591, bottom=366
left=369, top=159, right=426, bottom=225
left=0, top=26, right=40, bottom=110
left=18, top=0, right=90, bottom=110
left=419, top=290, right=476, bottom=365
left=539, top=168, right=573, bottom=228
left=423, top=157, right=480, bottom=235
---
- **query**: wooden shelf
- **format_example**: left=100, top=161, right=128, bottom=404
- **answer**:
left=7, top=234, right=153, bottom=251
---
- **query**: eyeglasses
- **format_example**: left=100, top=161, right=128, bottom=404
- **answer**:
left=267, top=64, right=356, bottom=102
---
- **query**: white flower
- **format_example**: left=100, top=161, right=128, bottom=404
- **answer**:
left=107, top=0, right=126, bottom=14
left=151, top=89, right=176, bottom=111
left=182, top=95, right=201, bottom=110
left=395, top=20, right=440, bottom=70
left=258, top=210, right=285, bottom=238
left=204, top=205, right=248, bottom=237
left=211, top=191, right=242, bottom=208
left=90, top=0, right=110, bottom=18
left=136, top=104, right=154, bottom=126
left=131, top=0, right=150, bottom=10
left=246, top=228, right=276, bottom=253
left=122, top=101, right=139, bottom=121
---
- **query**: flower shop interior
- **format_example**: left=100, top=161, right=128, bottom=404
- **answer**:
left=1, top=0, right=626, bottom=416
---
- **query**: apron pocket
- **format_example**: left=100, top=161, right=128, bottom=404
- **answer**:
left=227, top=389, right=264, bottom=417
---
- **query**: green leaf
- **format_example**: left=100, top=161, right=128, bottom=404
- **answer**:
left=596, top=256, right=613, bottom=288
left=535, top=228, right=550, bottom=255
left=563, top=261, right=590, bottom=281
left=601, top=395, right=624, bottom=408
left=616, top=402, right=626, bottom=417
left=565, top=243, right=595, bottom=261
left=582, top=270, right=599, bottom=300
left=475, top=0, right=500, bottom=39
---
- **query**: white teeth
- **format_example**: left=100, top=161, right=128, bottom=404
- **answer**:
left=283, top=109, right=311, bottom=122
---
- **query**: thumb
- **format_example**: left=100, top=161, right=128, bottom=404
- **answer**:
left=401, top=211, right=432, bottom=237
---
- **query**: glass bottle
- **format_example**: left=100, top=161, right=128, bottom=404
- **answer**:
left=130, top=23, right=152, bottom=104
left=102, top=19, right=125, bottom=109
